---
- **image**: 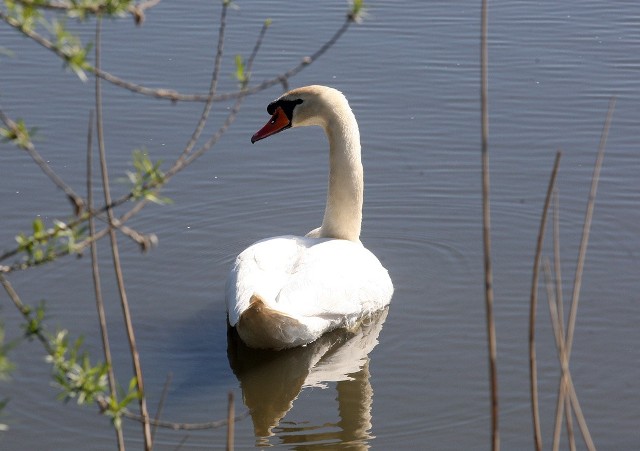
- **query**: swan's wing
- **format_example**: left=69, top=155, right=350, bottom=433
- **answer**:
left=226, top=236, right=393, bottom=328
left=278, top=239, right=392, bottom=319
left=226, top=236, right=306, bottom=326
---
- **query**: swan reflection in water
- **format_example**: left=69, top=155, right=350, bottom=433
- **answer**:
left=227, top=307, right=389, bottom=448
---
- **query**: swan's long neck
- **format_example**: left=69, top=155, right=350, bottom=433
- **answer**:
left=319, top=104, right=363, bottom=242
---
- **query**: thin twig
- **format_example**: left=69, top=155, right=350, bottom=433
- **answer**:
left=0, top=107, right=84, bottom=214
left=116, top=80, right=247, bottom=226
left=109, top=401, right=250, bottom=431
left=174, top=435, right=189, bottom=451
left=178, top=1, right=229, bottom=162
left=86, top=110, right=125, bottom=450
left=94, top=18, right=152, bottom=450
left=152, top=372, right=173, bottom=441
left=528, top=150, right=562, bottom=451
left=480, top=1, right=499, bottom=449
left=0, top=273, right=53, bottom=353
left=226, top=391, right=235, bottom=451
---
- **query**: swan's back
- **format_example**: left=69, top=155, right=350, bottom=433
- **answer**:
left=226, top=236, right=392, bottom=349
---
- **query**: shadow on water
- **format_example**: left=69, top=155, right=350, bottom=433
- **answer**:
left=227, top=308, right=389, bottom=449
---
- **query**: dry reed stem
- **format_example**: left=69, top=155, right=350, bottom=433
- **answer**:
left=542, top=261, right=595, bottom=450
left=565, top=97, right=616, bottom=356
left=550, top=190, right=576, bottom=451
left=480, top=1, right=499, bottom=449
left=528, top=150, right=562, bottom=450
left=547, top=97, right=615, bottom=451
left=94, top=18, right=152, bottom=450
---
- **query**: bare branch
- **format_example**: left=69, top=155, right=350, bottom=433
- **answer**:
left=0, top=8, right=354, bottom=103
left=85, top=111, right=125, bottom=450
left=0, top=107, right=84, bottom=215
left=94, top=18, right=152, bottom=449
left=95, top=395, right=250, bottom=431
left=178, top=0, right=230, bottom=162
left=0, top=273, right=53, bottom=353
left=114, top=17, right=268, bottom=224
left=152, top=372, right=173, bottom=441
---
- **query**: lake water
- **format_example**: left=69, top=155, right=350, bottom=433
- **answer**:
left=1, top=1, right=639, bottom=449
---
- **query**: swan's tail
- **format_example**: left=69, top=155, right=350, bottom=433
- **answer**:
left=236, top=295, right=310, bottom=350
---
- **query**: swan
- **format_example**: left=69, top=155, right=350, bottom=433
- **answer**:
left=225, top=85, right=393, bottom=350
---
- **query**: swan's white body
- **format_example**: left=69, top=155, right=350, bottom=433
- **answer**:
left=226, top=86, right=393, bottom=349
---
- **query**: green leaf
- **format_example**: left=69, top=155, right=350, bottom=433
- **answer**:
left=127, top=149, right=171, bottom=204
left=32, top=218, right=45, bottom=238
left=0, top=119, right=35, bottom=149
left=22, top=301, right=46, bottom=339
left=349, top=0, right=367, bottom=22
left=234, top=54, right=248, bottom=85
left=0, top=325, right=17, bottom=382
left=45, top=329, right=108, bottom=405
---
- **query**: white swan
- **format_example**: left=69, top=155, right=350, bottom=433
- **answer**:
left=226, top=85, right=393, bottom=350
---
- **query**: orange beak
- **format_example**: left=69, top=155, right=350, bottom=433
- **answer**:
left=251, top=106, right=291, bottom=143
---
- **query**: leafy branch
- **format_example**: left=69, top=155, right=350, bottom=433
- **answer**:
left=1, top=2, right=360, bottom=103
left=14, top=218, right=86, bottom=267
left=0, top=0, right=365, bottom=447
left=126, top=150, right=171, bottom=205
left=12, top=0, right=158, bottom=23
left=0, top=108, right=85, bottom=213
left=47, top=330, right=110, bottom=405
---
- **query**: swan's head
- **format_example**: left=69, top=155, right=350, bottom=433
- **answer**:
left=251, top=85, right=348, bottom=143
